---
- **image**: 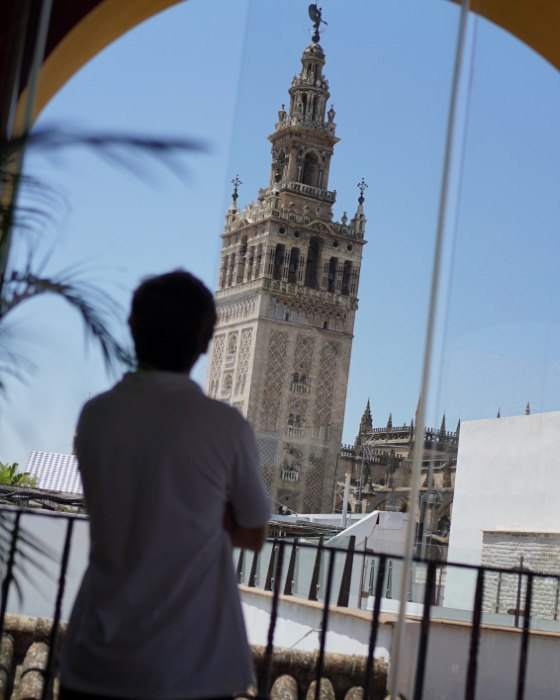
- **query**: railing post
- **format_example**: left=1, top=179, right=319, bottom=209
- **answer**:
left=42, top=518, right=74, bottom=700
left=514, top=556, right=524, bottom=628
left=258, top=540, right=285, bottom=699
left=308, top=537, right=323, bottom=601
left=363, top=555, right=386, bottom=700
left=386, top=560, right=393, bottom=599
left=315, top=549, right=336, bottom=700
left=264, top=539, right=278, bottom=592
left=236, top=549, right=245, bottom=584
left=495, top=571, right=502, bottom=613
left=283, top=538, right=298, bottom=596
left=0, top=511, right=21, bottom=636
left=413, top=560, right=436, bottom=700
left=337, top=535, right=355, bottom=607
left=516, top=573, right=532, bottom=700
left=248, top=550, right=259, bottom=588
left=465, top=568, right=484, bottom=700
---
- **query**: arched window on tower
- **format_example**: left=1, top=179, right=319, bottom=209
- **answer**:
left=328, top=257, right=338, bottom=293
left=302, top=152, right=319, bottom=187
left=247, top=245, right=255, bottom=281
left=237, top=236, right=247, bottom=283
left=274, top=150, right=286, bottom=183
left=273, top=244, right=285, bottom=280
left=287, top=247, right=300, bottom=284
left=341, top=261, right=352, bottom=296
left=304, top=238, right=321, bottom=289
left=254, top=244, right=262, bottom=278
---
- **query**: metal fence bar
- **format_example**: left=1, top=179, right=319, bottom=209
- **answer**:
left=465, top=568, right=484, bottom=700
left=516, top=573, right=533, bottom=700
left=362, top=555, right=386, bottom=700
left=258, top=540, right=285, bottom=699
left=264, top=539, right=278, bottom=592
left=337, top=535, right=355, bottom=607
left=41, top=518, right=74, bottom=700
left=315, top=548, right=336, bottom=700
left=308, top=537, right=323, bottom=601
left=0, top=511, right=21, bottom=636
left=413, top=560, right=437, bottom=700
left=514, top=556, right=524, bottom=629
left=236, top=549, right=245, bottom=584
left=284, top=538, right=298, bottom=596
left=248, top=550, right=259, bottom=588
left=495, top=572, right=502, bottom=613
left=0, top=509, right=558, bottom=700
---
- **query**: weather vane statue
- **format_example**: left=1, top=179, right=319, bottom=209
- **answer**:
left=308, top=4, right=327, bottom=43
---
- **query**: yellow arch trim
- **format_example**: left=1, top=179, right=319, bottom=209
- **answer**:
left=15, top=0, right=186, bottom=130
left=447, top=0, right=560, bottom=72
left=14, top=0, right=560, bottom=131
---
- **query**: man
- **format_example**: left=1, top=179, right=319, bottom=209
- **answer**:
left=60, top=270, right=270, bottom=700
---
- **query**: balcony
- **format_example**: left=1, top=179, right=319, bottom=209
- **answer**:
left=259, top=181, right=336, bottom=205
left=1, top=506, right=557, bottom=700
left=280, top=469, right=300, bottom=481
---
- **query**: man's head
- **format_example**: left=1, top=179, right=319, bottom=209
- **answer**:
left=129, top=270, right=216, bottom=372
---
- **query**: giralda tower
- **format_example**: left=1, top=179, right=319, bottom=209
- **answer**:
left=205, top=9, right=366, bottom=513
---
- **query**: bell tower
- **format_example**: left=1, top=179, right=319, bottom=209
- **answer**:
left=205, top=11, right=367, bottom=513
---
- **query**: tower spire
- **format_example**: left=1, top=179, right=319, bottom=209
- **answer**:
left=267, top=28, right=340, bottom=220
left=351, top=179, right=368, bottom=237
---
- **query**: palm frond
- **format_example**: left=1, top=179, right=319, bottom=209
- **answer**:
left=0, top=268, right=134, bottom=377
left=1, top=128, right=207, bottom=185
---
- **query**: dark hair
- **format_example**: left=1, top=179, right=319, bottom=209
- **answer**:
left=129, top=270, right=216, bottom=372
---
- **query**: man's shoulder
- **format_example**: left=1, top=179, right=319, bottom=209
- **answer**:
left=197, top=393, right=249, bottom=430
left=80, top=372, right=251, bottom=434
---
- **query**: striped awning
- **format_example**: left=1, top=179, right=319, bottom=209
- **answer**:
left=25, top=451, right=83, bottom=495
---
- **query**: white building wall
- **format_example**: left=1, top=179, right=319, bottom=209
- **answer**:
left=445, top=411, right=560, bottom=609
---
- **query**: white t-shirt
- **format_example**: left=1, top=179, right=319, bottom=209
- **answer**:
left=60, top=371, right=270, bottom=699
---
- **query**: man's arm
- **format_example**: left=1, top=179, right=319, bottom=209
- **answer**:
left=224, top=503, right=267, bottom=552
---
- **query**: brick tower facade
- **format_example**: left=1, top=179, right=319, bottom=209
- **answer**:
left=205, top=27, right=366, bottom=513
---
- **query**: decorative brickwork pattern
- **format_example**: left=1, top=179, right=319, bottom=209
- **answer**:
left=208, top=334, right=225, bottom=398
left=255, top=434, right=281, bottom=495
left=260, top=332, right=289, bottom=431
left=313, top=341, right=339, bottom=435
left=235, top=328, right=253, bottom=396
left=481, top=532, right=560, bottom=621
left=292, top=335, right=314, bottom=392
left=225, top=332, right=238, bottom=369
left=303, top=448, right=328, bottom=513
left=221, top=372, right=233, bottom=401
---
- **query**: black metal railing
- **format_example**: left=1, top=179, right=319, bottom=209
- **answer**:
left=0, top=507, right=558, bottom=700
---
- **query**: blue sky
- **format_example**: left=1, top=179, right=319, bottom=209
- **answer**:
left=2, top=0, right=560, bottom=464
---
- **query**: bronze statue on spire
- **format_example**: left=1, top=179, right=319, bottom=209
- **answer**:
left=308, top=4, right=327, bottom=43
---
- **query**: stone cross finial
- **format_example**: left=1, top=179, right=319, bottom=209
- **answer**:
left=231, top=175, right=242, bottom=202
left=357, top=178, right=368, bottom=204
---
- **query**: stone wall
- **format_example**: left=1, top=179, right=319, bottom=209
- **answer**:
left=481, top=531, right=560, bottom=620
